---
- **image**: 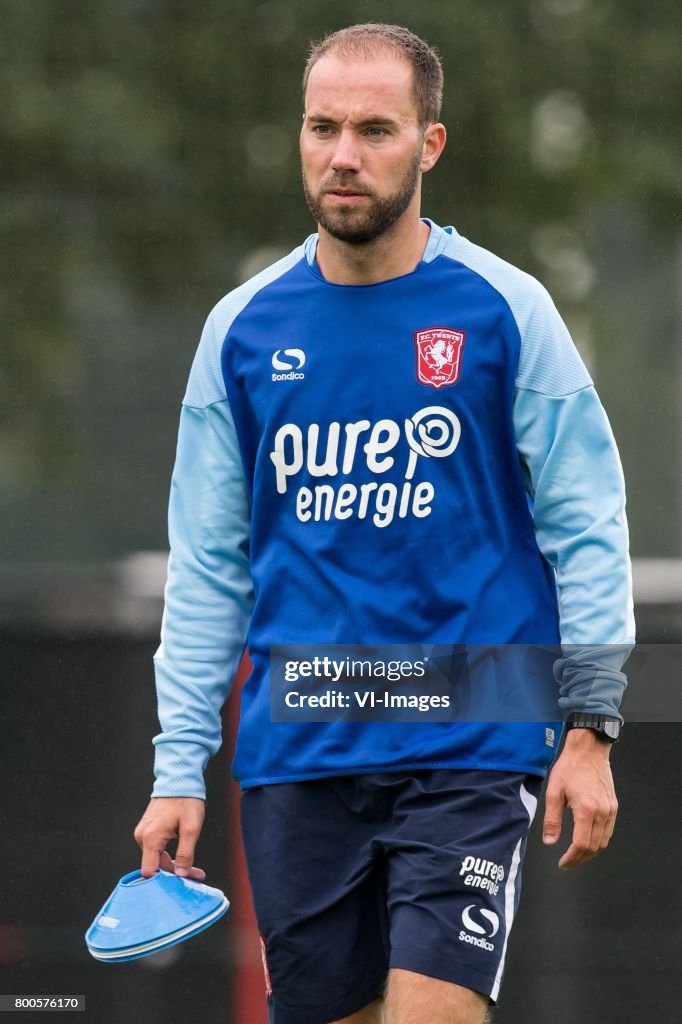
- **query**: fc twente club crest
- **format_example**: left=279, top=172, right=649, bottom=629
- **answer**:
left=414, top=327, right=466, bottom=389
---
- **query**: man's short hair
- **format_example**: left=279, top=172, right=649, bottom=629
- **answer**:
left=302, top=23, right=444, bottom=129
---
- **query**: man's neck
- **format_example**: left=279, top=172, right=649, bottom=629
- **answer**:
left=314, top=213, right=431, bottom=286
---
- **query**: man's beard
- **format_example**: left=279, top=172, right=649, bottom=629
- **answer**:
left=301, top=148, right=422, bottom=245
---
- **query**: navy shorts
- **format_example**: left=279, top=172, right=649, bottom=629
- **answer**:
left=241, top=768, right=542, bottom=1024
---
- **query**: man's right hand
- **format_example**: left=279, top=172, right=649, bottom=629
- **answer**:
left=134, top=797, right=206, bottom=880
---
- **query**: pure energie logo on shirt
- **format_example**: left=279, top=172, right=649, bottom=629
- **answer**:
left=269, top=406, right=461, bottom=528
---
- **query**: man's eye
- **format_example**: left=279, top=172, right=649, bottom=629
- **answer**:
left=366, top=127, right=388, bottom=137
left=312, top=125, right=333, bottom=135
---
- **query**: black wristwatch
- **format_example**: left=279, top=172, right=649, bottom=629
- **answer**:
left=565, top=712, right=621, bottom=744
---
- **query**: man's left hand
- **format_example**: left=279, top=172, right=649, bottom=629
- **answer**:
left=542, top=728, right=619, bottom=870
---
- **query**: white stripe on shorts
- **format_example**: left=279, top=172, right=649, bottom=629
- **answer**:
left=490, top=782, right=538, bottom=1002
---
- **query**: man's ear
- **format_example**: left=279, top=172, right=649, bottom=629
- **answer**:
left=421, top=123, right=447, bottom=173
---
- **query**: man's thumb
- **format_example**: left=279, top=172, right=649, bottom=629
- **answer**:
left=174, top=842, right=196, bottom=877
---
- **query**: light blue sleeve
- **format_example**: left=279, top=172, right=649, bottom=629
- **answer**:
left=150, top=247, right=304, bottom=798
left=511, top=290, right=635, bottom=719
left=442, top=230, right=634, bottom=718
left=151, top=317, right=254, bottom=799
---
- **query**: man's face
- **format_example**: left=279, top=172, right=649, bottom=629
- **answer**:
left=300, top=54, right=426, bottom=244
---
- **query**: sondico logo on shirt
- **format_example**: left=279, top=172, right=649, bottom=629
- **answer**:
left=272, top=349, right=306, bottom=382
left=459, top=905, right=500, bottom=953
left=269, top=406, right=461, bottom=528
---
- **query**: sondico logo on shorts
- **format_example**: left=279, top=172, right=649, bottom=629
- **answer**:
left=272, top=349, right=306, bottom=381
left=269, top=406, right=462, bottom=528
left=459, top=905, right=500, bottom=953
left=460, top=855, right=505, bottom=897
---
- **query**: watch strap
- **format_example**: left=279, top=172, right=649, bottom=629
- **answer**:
left=565, top=712, right=621, bottom=743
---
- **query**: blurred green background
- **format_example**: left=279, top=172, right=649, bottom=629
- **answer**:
left=2, top=0, right=680, bottom=568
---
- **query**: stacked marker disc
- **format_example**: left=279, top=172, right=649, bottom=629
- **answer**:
left=85, top=869, right=229, bottom=962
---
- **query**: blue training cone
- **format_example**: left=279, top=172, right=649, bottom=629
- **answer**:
left=85, top=869, right=229, bottom=962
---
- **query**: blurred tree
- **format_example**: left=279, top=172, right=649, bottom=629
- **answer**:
left=0, top=0, right=680, bottom=561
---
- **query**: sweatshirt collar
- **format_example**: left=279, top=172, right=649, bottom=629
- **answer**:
left=303, top=218, right=456, bottom=269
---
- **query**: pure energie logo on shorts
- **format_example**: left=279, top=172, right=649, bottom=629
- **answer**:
left=460, top=855, right=505, bottom=897
left=269, top=406, right=461, bottom=528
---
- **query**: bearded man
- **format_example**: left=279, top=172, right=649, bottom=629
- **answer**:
left=135, top=23, right=633, bottom=1024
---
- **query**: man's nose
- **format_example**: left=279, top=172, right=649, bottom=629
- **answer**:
left=330, top=130, right=362, bottom=172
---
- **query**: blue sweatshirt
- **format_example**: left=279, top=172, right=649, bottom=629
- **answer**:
left=151, top=220, right=635, bottom=797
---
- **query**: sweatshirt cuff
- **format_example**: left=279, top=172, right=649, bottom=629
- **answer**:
left=151, top=739, right=211, bottom=800
left=554, top=643, right=634, bottom=722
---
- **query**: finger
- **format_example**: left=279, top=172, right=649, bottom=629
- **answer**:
left=557, top=806, right=610, bottom=864
left=542, top=788, right=564, bottom=845
left=593, top=798, right=618, bottom=856
left=138, top=821, right=177, bottom=878
left=159, top=851, right=175, bottom=873
left=599, top=802, right=619, bottom=850
left=558, top=841, right=593, bottom=870
left=159, top=851, right=206, bottom=881
left=589, top=815, right=609, bottom=854
left=140, top=838, right=165, bottom=878
left=558, top=810, right=592, bottom=869
left=174, top=823, right=201, bottom=878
